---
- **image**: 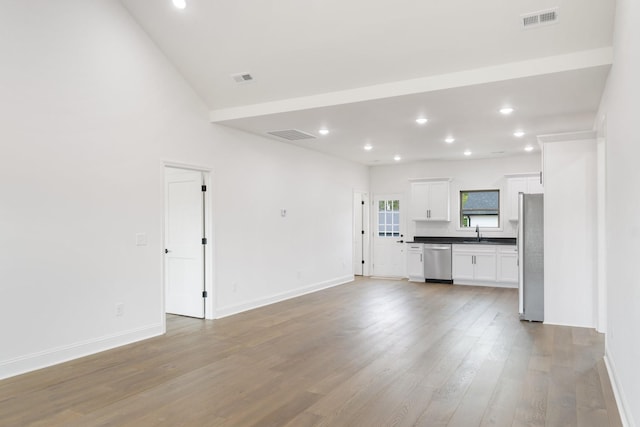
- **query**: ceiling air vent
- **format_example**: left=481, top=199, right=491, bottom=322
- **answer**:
left=267, top=129, right=316, bottom=141
left=231, top=72, right=254, bottom=84
left=521, top=8, right=558, bottom=29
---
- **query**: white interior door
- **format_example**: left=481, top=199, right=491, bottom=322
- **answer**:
left=372, top=194, right=405, bottom=277
left=164, top=167, right=205, bottom=318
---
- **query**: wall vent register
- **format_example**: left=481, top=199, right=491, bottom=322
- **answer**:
left=521, top=8, right=559, bottom=29
left=267, top=129, right=317, bottom=141
left=230, top=72, right=254, bottom=83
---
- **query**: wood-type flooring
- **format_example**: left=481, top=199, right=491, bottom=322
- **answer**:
left=0, top=278, right=623, bottom=426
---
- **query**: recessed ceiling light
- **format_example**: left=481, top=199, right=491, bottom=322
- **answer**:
left=464, top=150, right=472, bottom=156
left=525, top=145, right=534, bottom=152
left=500, top=107, right=514, bottom=115
left=415, top=117, right=428, bottom=125
left=172, top=0, right=186, bottom=9
left=363, top=144, right=373, bottom=151
left=318, top=129, right=329, bottom=136
left=445, top=137, right=455, bottom=144
left=513, top=130, right=525, bottom=137
left=394, top=155, right=402, bottom=161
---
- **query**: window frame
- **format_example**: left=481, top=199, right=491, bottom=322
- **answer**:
left=377, top=198, right=401, bottom=237
left=458, top=189, right=502, bottom=230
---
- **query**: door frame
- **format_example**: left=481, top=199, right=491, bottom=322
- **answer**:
left=162, top=161, right=215, bottom=326
left=596, top=136, right=606, bottom=333
left=353, top=191, right=370, bottom=276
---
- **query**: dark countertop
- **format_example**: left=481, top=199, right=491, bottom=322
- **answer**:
left=407, top=236, right=517, bottom=245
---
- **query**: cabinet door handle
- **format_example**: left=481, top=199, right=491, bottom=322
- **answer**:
left=420, top=254, right=423, bottom=262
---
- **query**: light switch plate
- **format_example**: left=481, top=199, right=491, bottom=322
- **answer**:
left=135, top=233, right=147, bottom=246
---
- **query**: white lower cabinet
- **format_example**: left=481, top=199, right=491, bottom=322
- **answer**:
left=452, top=245, right=496, bottom=283
left=452, top=244, right=517, bottom=288
left=473, top=252, right=498, bottom=281
left=407, top=244, right=424, bottom=282
left=452, top=251, right=475, bottom=281
left=497, top=246, right=518, bottom=284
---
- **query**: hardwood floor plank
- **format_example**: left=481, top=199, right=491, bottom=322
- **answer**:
left=512, top=370, right=550, bottom=427
left=0, top=278, right=622, bottom=426
left=446, top=359, right=505, bottom=427
left=597, top=359, right=624, bottom=427
left=479, top=377, right=521, bottom=426
left=545, top=365, right=578, bottom=427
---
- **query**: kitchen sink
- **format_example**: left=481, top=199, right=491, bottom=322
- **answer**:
left=460, top=238, right=511, bottom=244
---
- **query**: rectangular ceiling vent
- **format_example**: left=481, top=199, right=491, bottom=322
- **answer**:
left=267, top=129, right=317, bottom=141
left=231, top=72, right=254, bottom=84
left=521, top=8, right=558, bottom=29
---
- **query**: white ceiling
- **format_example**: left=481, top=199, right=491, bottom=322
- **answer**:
left=120, top=0, right=615, bottom=164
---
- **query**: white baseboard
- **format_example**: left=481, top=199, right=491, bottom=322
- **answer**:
left=542, top=319, right=596, bottom=329
left=604, top=346, right=634, bottom=427
left=215, top=275, right=354, bottom=319
left=0, top=323, right=164, bottom=381
left=453, top=280, right=518, bottom=289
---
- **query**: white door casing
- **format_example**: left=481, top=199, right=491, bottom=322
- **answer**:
left=164, top=167, right=205, bottom=318
left=372, top=194, right=405, bottom=278
left=353, top=192, right=370, bottom=276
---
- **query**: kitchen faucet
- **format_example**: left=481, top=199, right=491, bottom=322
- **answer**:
left=476, top=225, right=481, bottom=242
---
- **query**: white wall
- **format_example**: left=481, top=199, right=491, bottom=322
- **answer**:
left=370, top=155, right=541, bottom=239
left=596, top=0, right=640, bottom=423
left=212, top=125, right=368, bottom=316
left=542, top=139, right=597, bottom=329
left=0, top=0, right=367, bottom=379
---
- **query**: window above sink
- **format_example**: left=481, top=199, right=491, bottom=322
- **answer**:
left=460, top=189, right=500, bottom=228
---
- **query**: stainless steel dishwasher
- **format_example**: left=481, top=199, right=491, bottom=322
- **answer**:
left=423, top=243, right=452, bottom=283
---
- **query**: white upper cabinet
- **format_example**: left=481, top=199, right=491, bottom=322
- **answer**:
left=506, top=173, right=543, bottom=221
left=409, top=179, right=450, bottom=221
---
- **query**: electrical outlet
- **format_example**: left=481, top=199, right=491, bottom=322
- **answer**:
left=115, top=303, right=124, bottom=317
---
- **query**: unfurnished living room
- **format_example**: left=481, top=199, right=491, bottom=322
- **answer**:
left=0, top=0, right=638, bottom=426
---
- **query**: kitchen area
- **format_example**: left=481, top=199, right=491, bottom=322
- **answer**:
left=405, top=175, right=543, bottom=322
left=369, top=133, right=598, bottom=329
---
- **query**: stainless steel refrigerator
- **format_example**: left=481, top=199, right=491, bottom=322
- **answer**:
left=518, top=193, right=544, bottom=322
